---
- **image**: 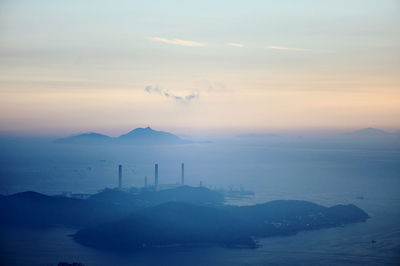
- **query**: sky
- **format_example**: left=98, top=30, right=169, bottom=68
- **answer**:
left=0, top=0, right=399, bottom=136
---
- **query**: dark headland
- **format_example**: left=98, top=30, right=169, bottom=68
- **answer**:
left=0, top=186, right=369, bottom=250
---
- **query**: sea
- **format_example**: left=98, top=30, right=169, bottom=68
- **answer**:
left=0, top=136, right=399, bottom=265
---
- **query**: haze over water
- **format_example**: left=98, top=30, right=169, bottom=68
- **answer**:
left=1, top=0, right=400, bottom=265
left=1, top=134, right=400, bottom=265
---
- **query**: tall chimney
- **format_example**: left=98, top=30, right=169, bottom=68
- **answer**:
left=118, top=164, right=122, bottom=189
left=181, top=163, right=184, bottom=185
left=144, top=176, right=148, bottom=187
left=154, top=163, right=158, bottom=187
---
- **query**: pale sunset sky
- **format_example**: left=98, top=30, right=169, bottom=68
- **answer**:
left=0, top=0, right=399, bottom=136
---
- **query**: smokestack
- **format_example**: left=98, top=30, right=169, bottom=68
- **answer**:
left=144, top=176, right=148, bottom=187
left=181, top=163, right=184, bottom=185
left=118, top=164, right=122, bottom=189
left=154, top=163, right=158, bottom=187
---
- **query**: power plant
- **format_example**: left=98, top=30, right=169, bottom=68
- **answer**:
left=154, top=163, right=158, bottom=187
left=181, top=163, right=184, bottom=185
left=118, top=164, right=122, bottom=189
left=116, top=163, right=186, bottom=190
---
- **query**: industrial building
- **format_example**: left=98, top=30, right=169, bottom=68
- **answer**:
left=117, top=162, right=186, bottom=190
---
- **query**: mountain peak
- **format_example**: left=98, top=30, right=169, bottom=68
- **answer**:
left=118, top=127, right=187, bottom=144
left=55, top=127, right=191, bottom=145
left=127, top=126, right=153, bottom=134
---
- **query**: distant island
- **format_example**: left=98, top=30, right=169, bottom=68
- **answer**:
left=0, top=186, right=223, bottom=228
left=344, top=128, right=400, bottom=138
left=74, top=200, right=368, bottom=249
left=55, top=127, right=191, bottom=145
left=54, top=127, right=400, bottom=145
left=0, top=186, right=369, bottom=250
left=236, top=133, right=279, bottom=138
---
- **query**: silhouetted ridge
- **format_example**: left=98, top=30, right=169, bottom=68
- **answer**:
left=89, top=189, right=133, bottom=203
left=0, top=188, right=369, bottom=249
left=137, top=186, right=224, bottom=204
left=74, top=202, right=252, bottom=249
left=0, top=187, right=223, bottom=229
left=55, top=132, right=111, bottom=144
left=0, top=191, right=128, bottom=228
left=74, top=199, right=369, bottom=250
left=55, top=127, right=191, bottom=144
left=235, top=200, right=326, bottom=220
left=9, top=191, right=51, bottom=200
left=117, top=127, right=188, bottom=144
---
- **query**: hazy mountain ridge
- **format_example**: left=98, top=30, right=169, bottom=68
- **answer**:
left=55, top=127, right=190, bottom=145
left=345, top=127, right=399, bottom=138
left=0, top=187, right=369, bottom=250
left=0, top=191, right=126, bottom=228
left=0, top=187, right=223, bottom=228
left=74, top=200, right=369, bottom=250
left=236, top=133, right=279, bottom=138
left=54, top=132, right=112, bottom=144
left=118, top=127, right=189, bottom=144
left=52, top=127, right=400, bottom=145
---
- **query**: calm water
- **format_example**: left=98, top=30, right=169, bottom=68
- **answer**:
left=0, top=137, right=399, bottom=265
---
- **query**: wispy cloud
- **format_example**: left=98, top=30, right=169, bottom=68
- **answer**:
left=266, top=45, right=309, bottom=51
left=148, top=37, right=205, bottom=47
left=145, top=85, right=199, bottom=103
left=228, top=42, right=245, bottom=48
